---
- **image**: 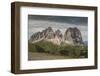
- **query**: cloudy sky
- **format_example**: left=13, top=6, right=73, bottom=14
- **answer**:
left=28, top=15, right=88, bottom=41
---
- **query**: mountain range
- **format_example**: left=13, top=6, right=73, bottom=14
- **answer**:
left=29, top=27, right=84, bottom=46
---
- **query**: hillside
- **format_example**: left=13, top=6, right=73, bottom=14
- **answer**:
left=28, top=40, right=87, bottom=60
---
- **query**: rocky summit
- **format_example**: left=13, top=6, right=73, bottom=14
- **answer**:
left=29, top=27, right=83, bottom=45
left=64, top=27, right=83, bottom=45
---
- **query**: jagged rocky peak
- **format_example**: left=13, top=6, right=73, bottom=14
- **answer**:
left=46, top=27, right=53, bottom=32
left=43, top=27, right=55, bottom=39
left=30, top=31, right=41, bottom=41
left=30, top=27, right=83, bottom=46
left=30, top=27, right=55, bottom=43
left=64, top=27, right=83, bottom=45
left=55, top=29, right=63, bottom=38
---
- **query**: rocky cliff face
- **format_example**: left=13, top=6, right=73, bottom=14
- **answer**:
left=64, top=27, right=83, bottom=45
left=29, top=27, right=83, bottom=45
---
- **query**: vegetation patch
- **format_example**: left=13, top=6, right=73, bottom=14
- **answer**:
left=28, top=41, right=88, bottom=58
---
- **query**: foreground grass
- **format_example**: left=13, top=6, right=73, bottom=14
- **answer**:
left=28, top=40, right=88, bottom=60
left=28, top=52, right=73, bottom=60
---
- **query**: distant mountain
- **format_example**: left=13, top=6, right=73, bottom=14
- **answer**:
left=29, top=27, right=84, bottom=46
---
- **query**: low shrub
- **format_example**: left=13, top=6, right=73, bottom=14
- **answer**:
left=28, top=41, right=88, bottom=58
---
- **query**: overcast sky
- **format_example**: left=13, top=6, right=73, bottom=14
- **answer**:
left=28, top=15, right=88, bottom=41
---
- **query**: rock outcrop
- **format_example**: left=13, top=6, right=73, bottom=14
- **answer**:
left=64, top=27, right=83, bottom=45
left=30, top=27, right=83, bottom=45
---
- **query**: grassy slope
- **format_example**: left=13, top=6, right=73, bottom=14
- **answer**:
left=28, top=40, right=88, bottom=59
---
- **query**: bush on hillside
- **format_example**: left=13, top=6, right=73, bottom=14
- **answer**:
left=28, top=41, right=88, bottom=58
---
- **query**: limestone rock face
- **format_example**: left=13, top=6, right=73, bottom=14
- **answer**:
left=64, top=27, right=83, bottom=45
left=30, top=27, right=63, bottom=45
left=30, top=27, right=83, bottom=45
left=53, top=29, right=63, bottom=45
left=43, top=27, right=55, bottom=39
